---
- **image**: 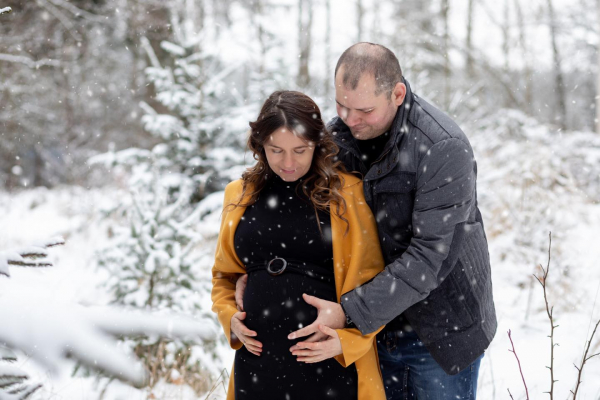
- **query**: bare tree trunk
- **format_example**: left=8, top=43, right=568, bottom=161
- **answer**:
left=596, top=0, right=600, bottom=133
left=371, top=0, right=381, bottom=39
left=441, top=0, right=450, bottom=110
left=357, top=0, right=364, bottom=42
left=297, top=0, right=312, bottom=88
left=252, top=0, right=267, bottom=98
left=514, top=0, right=533, bottom=113
left=465, top=0, right=475, bottom=77
left=546, top=0, right=567, bottom=130
left=324, top=0, right=332, bottom=100
left=502, top=0, right=510, bottom=72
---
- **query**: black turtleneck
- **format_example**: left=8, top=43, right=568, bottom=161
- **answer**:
left=356, top=131, right=391, bottom=167
left=233, top=175, right=333, bottom=270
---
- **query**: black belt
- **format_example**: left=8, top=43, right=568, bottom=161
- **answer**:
left=245, top=257, right=334, bottom=281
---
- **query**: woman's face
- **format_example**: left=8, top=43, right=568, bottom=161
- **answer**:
left=264, top=127, right=315, bottom=182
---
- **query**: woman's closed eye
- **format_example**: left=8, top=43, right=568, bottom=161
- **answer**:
left=270, top=149, right=306, bottom=154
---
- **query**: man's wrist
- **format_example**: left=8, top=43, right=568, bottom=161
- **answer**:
left=340, top=302, right=356, bottom=329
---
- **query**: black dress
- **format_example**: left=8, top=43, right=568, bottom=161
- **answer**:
left=233, top=176, right=358, bottom=399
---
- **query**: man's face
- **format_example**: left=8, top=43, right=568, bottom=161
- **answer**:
left=335, top=68, right=404, bottom=140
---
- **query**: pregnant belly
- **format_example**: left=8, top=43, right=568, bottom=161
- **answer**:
left=242, top=270, right=337, bottom=356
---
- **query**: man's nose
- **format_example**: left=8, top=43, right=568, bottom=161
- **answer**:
left=345, top=110, right=361, bottom=127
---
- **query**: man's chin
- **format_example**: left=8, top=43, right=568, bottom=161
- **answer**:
left=350, top=128, right=366, bottom=139
left=350, top=129, right=374, bottom=140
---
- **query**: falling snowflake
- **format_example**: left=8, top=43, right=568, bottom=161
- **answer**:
left=267, top=196, right=278, bottom=209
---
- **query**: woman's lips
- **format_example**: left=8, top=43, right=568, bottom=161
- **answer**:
left=281, top=169, right=296, bottom=174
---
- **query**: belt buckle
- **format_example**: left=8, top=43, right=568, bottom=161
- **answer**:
left=266, top=257, right=287, bottom=276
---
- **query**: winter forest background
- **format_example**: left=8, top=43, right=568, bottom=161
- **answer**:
left=1, top=0, right=600, bottom=399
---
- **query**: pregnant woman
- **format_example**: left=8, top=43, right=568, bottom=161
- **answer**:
left=211, top=91, right=385, bottom=400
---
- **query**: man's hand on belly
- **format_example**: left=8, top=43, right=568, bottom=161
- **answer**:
left=291, top=325, right=343, bottom=363
left=287, top=293, right=345, bottom=343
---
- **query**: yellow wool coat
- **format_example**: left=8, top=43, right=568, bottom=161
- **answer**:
left=211, top=172, right=386, bottom=400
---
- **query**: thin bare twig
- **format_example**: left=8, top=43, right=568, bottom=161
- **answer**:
left=534, top=232, right=557, bottom=400
left=508, top=329, right=530, bottom=399
left=571, top=319, right=600, bottom=399
left=507, top=388, right=515, bottom=400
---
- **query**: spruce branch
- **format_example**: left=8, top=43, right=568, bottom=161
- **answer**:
left=534, top=232, right=556, bottom=400
left=0, top=238, right=65, bottom=277
left=507, top=329, right=529, bottom=399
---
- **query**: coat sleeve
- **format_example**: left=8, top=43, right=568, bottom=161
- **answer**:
left=211, top=183, right=245, bottom=350
left=341, top=138, right=477, bottom=334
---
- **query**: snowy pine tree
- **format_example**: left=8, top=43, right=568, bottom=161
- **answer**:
left=90, top=1, right=252, bottom=201
left=94, top=173, right=222, bottom=393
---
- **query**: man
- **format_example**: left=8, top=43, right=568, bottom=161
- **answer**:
left=237, top=43, right=496, bottom=399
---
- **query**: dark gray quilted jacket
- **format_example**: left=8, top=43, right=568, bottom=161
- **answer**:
left=331, top=79, right=497, bottom=375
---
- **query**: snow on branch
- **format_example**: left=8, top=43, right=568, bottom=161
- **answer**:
left=0, top=362, right=42, bottom=400
left=0, top=295, right=218, bottom=387
left=0, top=381, right=42, bottom=400
left=0, top=346, right=16, bottom=362
left=0, top=7, right=11, bottom=15
left=0, top=53, right=61, bottom=68
left=0, top=237, right=64, bottom=277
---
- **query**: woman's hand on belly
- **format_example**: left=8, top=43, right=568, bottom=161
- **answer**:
left=231, top=311, right=263, bottom=356
left=235, top=274, right=247, bottom=311
left=290, top=324, right=342, bottom=363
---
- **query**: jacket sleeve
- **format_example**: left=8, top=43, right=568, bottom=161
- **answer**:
left=211, top=183, right=245, bottom=350
left=341, top=138, right=477, bottom=334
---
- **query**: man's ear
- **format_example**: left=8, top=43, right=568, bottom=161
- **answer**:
left=391, top=82, right=406, bottom=107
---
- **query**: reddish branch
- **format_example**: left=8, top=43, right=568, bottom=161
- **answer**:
left=571, top=319, right=600, bottom=399
left=508, top=329, right=529, bottom=400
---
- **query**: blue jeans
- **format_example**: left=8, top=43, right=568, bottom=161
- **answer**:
left=377, top=328, right=482, bottom=400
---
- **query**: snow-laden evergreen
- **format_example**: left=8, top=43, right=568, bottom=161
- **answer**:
left=0, top=236, right=219, bottom=399
left=85, top=6, right=254, bottom=393
left=89, top=5, right=253, bottom=201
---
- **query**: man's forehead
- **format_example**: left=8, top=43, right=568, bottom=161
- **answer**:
left=336, top=68, right=378, bottom=94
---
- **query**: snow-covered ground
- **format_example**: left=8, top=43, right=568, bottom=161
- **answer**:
left=2, top=112, right=600, bottom=399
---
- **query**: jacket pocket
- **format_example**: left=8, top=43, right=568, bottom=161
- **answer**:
left=408, top=272, right=475, bottom=343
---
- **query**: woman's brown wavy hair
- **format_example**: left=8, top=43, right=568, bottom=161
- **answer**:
left=231, top=90, right=348, bottom=232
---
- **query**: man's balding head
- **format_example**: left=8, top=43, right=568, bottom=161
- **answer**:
left=335, top=43, right=403, bottom=97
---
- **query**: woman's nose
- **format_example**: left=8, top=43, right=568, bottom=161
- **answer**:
left=283, top=153, right=295, bottom=168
